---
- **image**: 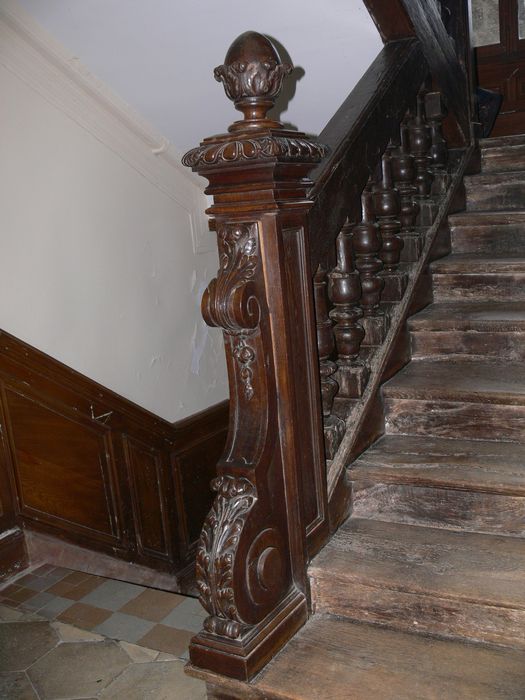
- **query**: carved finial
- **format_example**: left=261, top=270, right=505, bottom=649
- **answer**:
left=214, top=31, right=292, bottom=132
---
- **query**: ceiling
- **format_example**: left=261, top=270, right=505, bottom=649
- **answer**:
left=16, top=0, right=383, bottom=155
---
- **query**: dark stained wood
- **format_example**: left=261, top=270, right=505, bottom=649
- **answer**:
left=182, top=31, right=327, bottom=681
left=0, top=329, right=228, bottom=584
left=362, top=0, right=415, bottom=42
left=171, top=401, right=228, bottom=561
left=476, top=0, right=525, bottom=136
left=0, top=528, right=27, bottom=581
left=328, top=224, right=368, bottom=400
left=372, top=153, right=404, bottom=270
left=308, top=39, right=428, bottom=269
left=400, top=0, right=471, bottom=140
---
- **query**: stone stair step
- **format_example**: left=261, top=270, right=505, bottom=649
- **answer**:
left=310, top=518, right=525, bottom=650
left=349, top=434, right=525, bottom=536
left=198, top=614, right=525, bottom=700
left=465, top=171, right=525, bottom=211
left=408, top=301, right=525, bottom=359
left=449, top=210, right=525, bottom=255
left=382, top=359, right=525, bottom=441
left=430, top=254, right=525, bottom=301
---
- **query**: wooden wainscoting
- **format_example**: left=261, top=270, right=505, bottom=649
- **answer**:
left=0, top=330, right=227, bottom=589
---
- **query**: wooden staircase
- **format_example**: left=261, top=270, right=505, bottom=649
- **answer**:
left=195, top=135, right=525, bottom=700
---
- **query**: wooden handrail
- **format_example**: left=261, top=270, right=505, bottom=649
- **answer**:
left=307, top=39, right=427, bottom=269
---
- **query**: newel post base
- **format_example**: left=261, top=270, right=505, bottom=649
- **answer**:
left=189, top=589, right=307, bottom=681
left=182, top=32, right=329, bottom=681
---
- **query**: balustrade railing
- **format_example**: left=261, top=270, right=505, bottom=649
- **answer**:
left=183, top=2, right=473, bottom=682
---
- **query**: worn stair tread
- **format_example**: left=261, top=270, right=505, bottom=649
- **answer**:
left=448, top=210, right=525, bottom=226
left=408, top=301, right=525, bottom=331
left=464, top=170, right=525, bottom=186
left=431, top=253, right=525, bottom=274
left=480, top=133, right=525, bottom=149
left=382, top=358, right=525, bottom=405
left=349, top=434, right=525, bottom=495
left=251, top=615, right=525, bottom=700
left=311, top=518, right=525, bottom=610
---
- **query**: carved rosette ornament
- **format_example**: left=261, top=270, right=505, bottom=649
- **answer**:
left=196, top=476, right=257, bottom=639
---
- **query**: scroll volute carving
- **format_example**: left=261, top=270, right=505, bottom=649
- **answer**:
left=202, top=222, right=260, bottom=334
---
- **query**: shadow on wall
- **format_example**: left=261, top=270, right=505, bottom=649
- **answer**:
left=267, top=35, right=308, bottom=134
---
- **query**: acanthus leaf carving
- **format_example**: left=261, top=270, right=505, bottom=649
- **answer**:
left=202, top=222, right=260, bottom=333
left=196, top=475, right=257, bottom=639
left=214, top=59, right=292, bottom=102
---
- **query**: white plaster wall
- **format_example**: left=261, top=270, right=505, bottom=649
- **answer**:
left=15, top=0, right=383, bottom=153
left=0, top=60, right=228, bottom=421
left=0, top=0, right=383, bottom=423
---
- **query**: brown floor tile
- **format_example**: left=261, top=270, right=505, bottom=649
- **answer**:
left=4, top=588, right=38, bottom=604
left=137, top=624, right=193, bottom=657
left=57, top=602, right=111, bottom=630
left=44, top=579, right=75, bottom=597
left=64, top=576, right=104, bottom=601
left=45, top=574, right=102, bottom=601
left=118, top=588, right=185, bottom=622
left=0, top=597, right=20, bottom=609
left=1, top=584, right=21, bottom=596
left=61, top=571, right=92, bottom=586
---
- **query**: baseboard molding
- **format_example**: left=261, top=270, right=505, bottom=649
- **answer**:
left=0, top=330, right=228, bottom=588
left=24, top=528, right=187, bottom=594
left=0, top=527, right=27, bottom=581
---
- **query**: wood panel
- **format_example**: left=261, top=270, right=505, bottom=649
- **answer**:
left=0, top=330, right=228, bottom=584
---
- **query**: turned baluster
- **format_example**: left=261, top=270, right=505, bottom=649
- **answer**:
left=328, top=226, right=368, bottom=398
left=328, top=225, right=364, bottom=363
left=425, top=91, right=449, bottom=171
left=353, top=190, right=384, bottom=317
left=314, top=265, right=338, bottom=421
left=390, top=126, right=419, bottom=233
left=408, top=92, right=433, bottom=197
left=372, top=153, right=403, bottom=272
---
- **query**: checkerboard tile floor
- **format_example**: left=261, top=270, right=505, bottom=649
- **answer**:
left=0, top=564, right=206, bottom=658
left=0, top=564, right=208, bottom=699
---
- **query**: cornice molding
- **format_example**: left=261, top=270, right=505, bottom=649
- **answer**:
left=0, top=0, right=214, bottom=253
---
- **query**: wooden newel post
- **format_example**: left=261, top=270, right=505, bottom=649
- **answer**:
left=182, top=32, right=329, bottom=681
